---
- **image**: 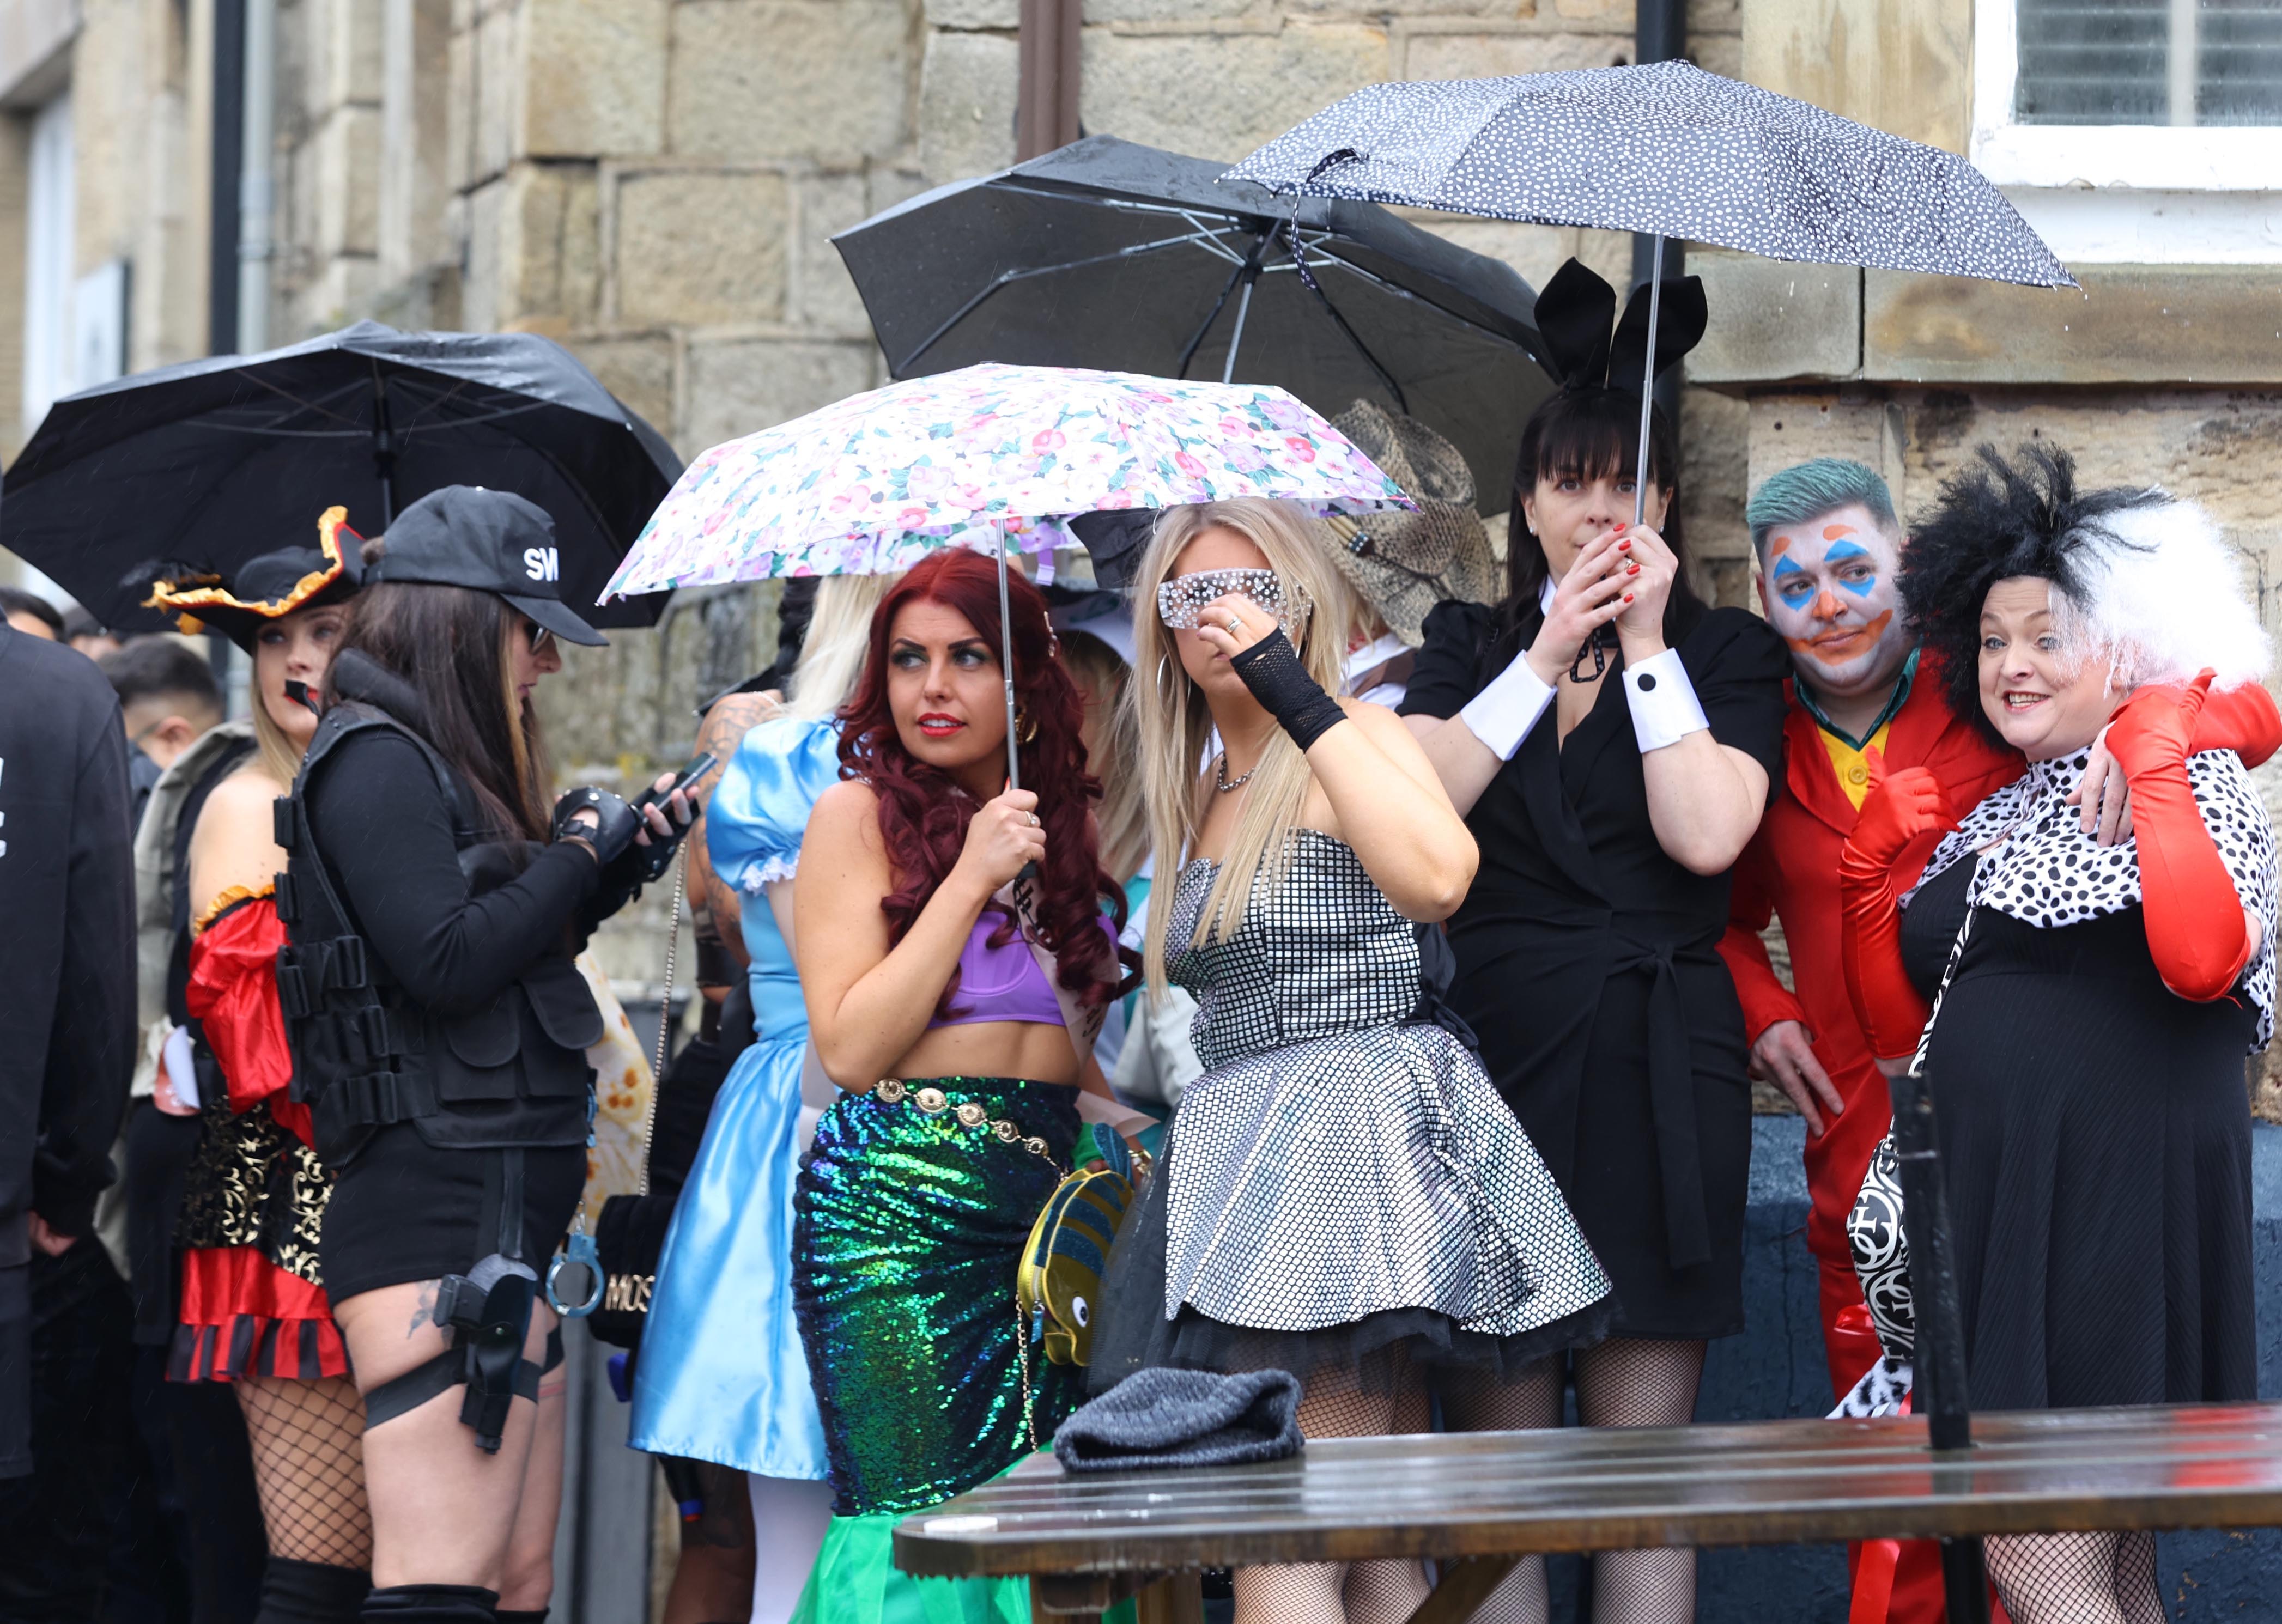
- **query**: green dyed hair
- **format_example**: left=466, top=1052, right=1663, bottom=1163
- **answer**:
left=1746, top=458, right=1898, bottom=555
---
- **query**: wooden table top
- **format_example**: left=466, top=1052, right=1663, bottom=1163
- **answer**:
left=893, top=1403, right=2282, bottom=1579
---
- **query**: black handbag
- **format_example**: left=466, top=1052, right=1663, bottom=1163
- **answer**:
left=588, top=1187, right=676, bottom=1348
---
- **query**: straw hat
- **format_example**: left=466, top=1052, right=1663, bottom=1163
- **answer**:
left=1316, top=402, right=1498, bottom=646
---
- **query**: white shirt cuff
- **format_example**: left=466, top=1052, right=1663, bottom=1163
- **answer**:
left=1624, top=648, right=1709, bottom=752
left=1459, top=655, right=1555, bottom=761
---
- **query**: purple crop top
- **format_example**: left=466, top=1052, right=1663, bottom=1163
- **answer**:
left=929, top=915, right=1066, bottom=1029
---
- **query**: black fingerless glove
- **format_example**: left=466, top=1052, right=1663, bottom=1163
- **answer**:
left=1230, top=629, right=1347, bottom=752
left=552, top=786, right=641, bottom=865
left=629, top=804, right=693, bottom=884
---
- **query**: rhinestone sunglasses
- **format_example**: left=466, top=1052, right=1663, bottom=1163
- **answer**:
left=1155, top=567, right=1298, bottom=632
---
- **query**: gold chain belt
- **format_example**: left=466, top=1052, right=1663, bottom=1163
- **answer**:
left=869, top=1078, right=1065, bottom=1175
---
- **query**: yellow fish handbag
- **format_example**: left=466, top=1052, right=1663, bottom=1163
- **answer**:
left=1018, top=1123, right=1138, bottom=1366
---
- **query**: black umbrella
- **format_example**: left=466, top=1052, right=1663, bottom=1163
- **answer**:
left=832, top=133, right=1558, bottom=514
left=1228, top=60, right=2075, bottom=527
left=2, top=319, right=683, bottom=632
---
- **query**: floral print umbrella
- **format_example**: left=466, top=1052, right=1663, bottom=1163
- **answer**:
left=598, top=362, right=1411, bottom=599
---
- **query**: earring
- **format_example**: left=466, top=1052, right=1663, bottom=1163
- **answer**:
left=1016, top=707, right=1039, bottom=744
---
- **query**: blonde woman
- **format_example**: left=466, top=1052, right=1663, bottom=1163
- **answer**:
left=630, top=571, right=897, bottom=1624
left=1090, top=498, right=1612, bottom=1624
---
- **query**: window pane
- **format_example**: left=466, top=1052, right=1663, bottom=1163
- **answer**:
left=2200, top=0, right=2282, bottom=125
left=2017, top=0, right=2282, bottom=125
left=2017, top=0, right=2170, bottom=123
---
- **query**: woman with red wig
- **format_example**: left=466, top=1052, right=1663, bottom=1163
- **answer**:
left=788, top=548, right=1136, bottom=1621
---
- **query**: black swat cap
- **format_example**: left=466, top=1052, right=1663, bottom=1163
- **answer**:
left=368, top=485, right=608, bottom=646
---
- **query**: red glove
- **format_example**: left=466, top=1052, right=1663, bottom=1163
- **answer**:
left=1840, top=749, right=1956, bottom=1062
left=2108, top=671, right=2257, bottom=1001
left=2187, top=676, right=2282, bottom=768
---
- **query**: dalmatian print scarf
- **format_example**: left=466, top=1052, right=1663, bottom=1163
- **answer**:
left=1905, top=744, right=2278, bottom=1047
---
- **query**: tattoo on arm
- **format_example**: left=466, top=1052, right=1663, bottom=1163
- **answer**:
left=693, top=692, right=782, bottom=799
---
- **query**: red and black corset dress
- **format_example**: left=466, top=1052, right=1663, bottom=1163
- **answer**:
left=171, top=885, right=347, bottom=1382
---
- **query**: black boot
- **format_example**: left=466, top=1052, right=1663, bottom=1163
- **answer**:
left=359, top=1583, right=499, bottom=1622
left=256, top=1558, right=373, bottom=1623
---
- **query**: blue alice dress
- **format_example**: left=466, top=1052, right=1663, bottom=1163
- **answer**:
left=629, top=716, right=839, bottom=1481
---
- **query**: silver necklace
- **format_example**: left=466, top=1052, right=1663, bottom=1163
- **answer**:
left=1215, top=752, right=1258, bottom=794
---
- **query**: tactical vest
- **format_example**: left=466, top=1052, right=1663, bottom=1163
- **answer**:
left=275, top=701, right=604, bottom=1169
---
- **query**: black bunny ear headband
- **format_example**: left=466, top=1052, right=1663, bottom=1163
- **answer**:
left=1532, top=258, right=1709, bottom=396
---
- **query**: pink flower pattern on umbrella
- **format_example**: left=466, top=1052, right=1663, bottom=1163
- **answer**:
left=599, top=362, right=1411, bottom=596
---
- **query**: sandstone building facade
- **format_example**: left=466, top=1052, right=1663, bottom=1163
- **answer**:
left=0, top=0, right=2275, bottom=961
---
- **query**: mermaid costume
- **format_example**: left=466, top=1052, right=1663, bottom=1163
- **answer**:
left=792, top=903, right=1109, bottom=1621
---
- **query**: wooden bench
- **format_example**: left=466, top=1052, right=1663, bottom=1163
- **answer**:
left=891, top=1402, right=2282, bottom=1623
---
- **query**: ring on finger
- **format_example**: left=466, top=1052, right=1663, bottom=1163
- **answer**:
left=1027, top=812, right=1041, bottom=827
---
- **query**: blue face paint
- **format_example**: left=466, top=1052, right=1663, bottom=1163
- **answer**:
left=1772, top=555, right=1814, bottom=603
left=1823, top=539, right=1882, bottom=599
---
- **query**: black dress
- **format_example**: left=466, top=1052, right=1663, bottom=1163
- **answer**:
left=1896, top=750, right=2270, bottom=1411
left=1402, top=595, right=1788, bottom=1339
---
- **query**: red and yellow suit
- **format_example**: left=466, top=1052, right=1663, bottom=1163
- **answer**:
left=1721, top=664, right=2280, bottom=1624
left=172, top=888, right=348, bottom=1382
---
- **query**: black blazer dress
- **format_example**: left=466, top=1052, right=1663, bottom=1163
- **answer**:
left=1401, top=594, right=1788, bottom=1339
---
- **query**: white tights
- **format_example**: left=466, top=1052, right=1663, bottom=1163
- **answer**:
left=746, top=1475, right=835, bottom=1624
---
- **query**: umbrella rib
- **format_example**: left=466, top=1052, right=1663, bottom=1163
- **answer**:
left=1256, top=251, right=1540, bottom=354
left=891, top=231, right=1235, bottom=375
left=986, top=183, right=1280, bottom=250
left=224, top=367, right=373, bottom=429
left=388, top=374, right=482, bottom=430
left=1296, top=258, right=1410, bottom=415
left=1174, top=250, right=1259, bottom=380
left=175, top=397, right=579, bottom=439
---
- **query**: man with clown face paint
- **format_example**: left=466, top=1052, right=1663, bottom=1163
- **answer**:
left=1718, top=457, right=2282, bottom=1624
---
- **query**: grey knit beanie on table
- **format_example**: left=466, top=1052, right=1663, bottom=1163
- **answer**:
left=1052, top=1367, right=1304, bottom=1474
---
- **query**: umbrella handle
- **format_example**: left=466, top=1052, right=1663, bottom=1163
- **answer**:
left=992, top=520, right=1041, bottom=885
left=1633, top=234, right=1664, bottom=531
left=996, top=520, right=1022, bottom=796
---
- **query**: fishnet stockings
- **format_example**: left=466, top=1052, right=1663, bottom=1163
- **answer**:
left=1985, top=1531, right=2162, bottom=1624
left=1230, top=1351, right=1432, bottom=1624
left=1438, top=1339, right=1707, bottom=1624
left=236, top=1376, right=373, bottom=1568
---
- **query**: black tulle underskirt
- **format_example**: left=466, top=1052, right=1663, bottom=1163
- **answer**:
left=1087, top=1140, right=1615, bottom=1397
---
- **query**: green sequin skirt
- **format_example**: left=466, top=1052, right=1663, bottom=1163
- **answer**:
left=793, top=1078, right=1083, bottom=1518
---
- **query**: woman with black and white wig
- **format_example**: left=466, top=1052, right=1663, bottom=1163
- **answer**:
left=1839, top=444, right=2277, bottom=1624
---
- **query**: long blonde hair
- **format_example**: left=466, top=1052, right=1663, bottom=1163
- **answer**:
left=1127, top=498, right=1356, bottom=992
left=1060, top=628, right=1148, bottom=885
left=250, top=693, right=303, bottom=793
left=786, top=574, right=899, bottom=720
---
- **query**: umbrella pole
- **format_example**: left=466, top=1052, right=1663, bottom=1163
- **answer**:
left=1633, top=233, right=1665, bottom=530
left=1221, top=270, right=1258, bottom=385
left=370, top=361, right=398, bottom=527
left=995, top=520, right=1022, bottom=795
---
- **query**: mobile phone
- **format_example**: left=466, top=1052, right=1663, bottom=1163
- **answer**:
left=634, top=751, right=717, bottom=813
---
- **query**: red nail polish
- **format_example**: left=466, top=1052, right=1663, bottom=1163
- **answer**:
left=1626, top=562, right=1641, bottom=575
left=1613, top=522, right=1627, bottom=532
left=1623, top=592, right=1635, bottom=603
left=1617, top=538, right=1631, bottom=550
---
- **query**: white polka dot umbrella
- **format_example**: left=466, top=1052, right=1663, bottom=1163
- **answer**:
left=1226, top=60, right=2077, bottom=519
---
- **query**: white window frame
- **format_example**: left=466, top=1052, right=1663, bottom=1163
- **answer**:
left=21, top=90, right=73, bottom=429
left=1973, top=0, right=2282, bottom=263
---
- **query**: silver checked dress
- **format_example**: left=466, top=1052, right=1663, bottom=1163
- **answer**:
left=1090, top=829, right=1613, bottom=1390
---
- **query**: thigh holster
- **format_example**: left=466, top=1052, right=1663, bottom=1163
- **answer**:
left=361, top=1254, right=565, bottom=1454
